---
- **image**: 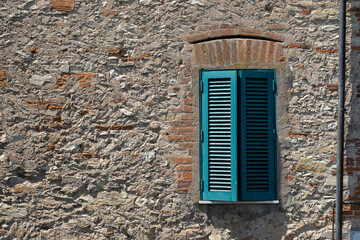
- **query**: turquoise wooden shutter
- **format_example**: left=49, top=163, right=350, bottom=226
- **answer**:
left=200, top=70, right=238, bottom=201
left=239, top=70, right=277, bottom=201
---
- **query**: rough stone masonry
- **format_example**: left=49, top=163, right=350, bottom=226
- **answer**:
left=1, top=0, right=360, bottom=239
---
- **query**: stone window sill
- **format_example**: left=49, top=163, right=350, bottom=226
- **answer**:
left=198, top=200, right=280, bottom=205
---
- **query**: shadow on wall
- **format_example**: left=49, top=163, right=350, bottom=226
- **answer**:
left=197, top=204, right=287, bottom=240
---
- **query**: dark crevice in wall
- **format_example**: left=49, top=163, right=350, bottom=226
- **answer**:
left=190, top=35, right=283, bottom=44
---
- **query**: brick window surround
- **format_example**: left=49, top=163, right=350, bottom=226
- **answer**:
left=168, top=25, right=285, bottom=195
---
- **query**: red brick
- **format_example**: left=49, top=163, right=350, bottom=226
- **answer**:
left=215, top=41, right=224, bottom=66
left=121, top=57, right=140, bottom=62
left=110, top=125, right=122, bottom=130
left=178, top=142, right=195, bottom=149
left=178, top=172, right=192, bottom=179
left=316, top=48, right=338, bottom=53
left=350, top=205, right=360, bottom=210
left=181, top=113, right=194, bottom=120
left=79, top=82, right=90, bottom=88
left=103, top=11, right=119, bottom=16
left=289, top=131, right=308, bottom=138
left=53, top=117, right=62, bottom=122
left=208, top=29, right=234, bottom=40
left=259, top=41, right=268, bottom=62
left=200, top=43, right=209, bottom=65
left=235, top=28, right=264, bottom=39
left=208, top=42, right=216, bottom=66
left=348, top=8, right=360, bottom=12
left=165, top=127, right=177, bottom=134
left=50, top=0, right=74, bottom=11
left=98, top=125, right=109, bottom=131
left=108, top=48, right=121, bottom=54
left=177, top=127, right=194, bottom=134
left=183, top=135, right=194, bottom=141
left=286, top=175, right=294, bottom=182
left=343, top=211, right=353, bottom=216
left=30, top=48, right=39, bottom=54
left=245, top=40, right=252, bottom=62
left=301, top=9, right=311, bottom=15
left=229, top=40, right=238, bottom=64
left=184, top=98, right=193, bottom=105
left=184, top=32, right=209, bottom=43
left=175, top=165, right=193, bottom=171
left=222, top=40, right=230, bottom=65
left=170, top=120, right=194, bottom=127
left=238, top=40, right=245, bottom=62
left=177, top=178, right=192, bottom=183
left=167, top=135, right=183, bottom=142
left=177, top=182, right=191, bottom=188
left=183, top=105, right=193, bottom=112
left=140, top=52, right=151, bottom=58
left=168, top=157, right=193, bottom=164
left=287, top=43, right=310, bottom=49
left=176, top=188, right=189, bottom=193
left=193, top=44, right=201, bottom=65
left=122, top=125, right=135, bottom=130
left=79, top=109, right=89, bottom=115
left=267, top=41, right=275, bottom=63
left=252, top=40, right=260, bottom=62
left=170, top=107, right=182, bottom=113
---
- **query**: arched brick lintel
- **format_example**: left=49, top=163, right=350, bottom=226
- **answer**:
left=193, top=39, right=283, bottom=67
left=184, top=26, right=285, bottom=44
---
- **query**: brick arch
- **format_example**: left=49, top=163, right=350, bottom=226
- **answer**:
left=184, top=25, right=285, bottom=67
left=193, top=39, right=283, bottom=67
left=184, top=25, right=285, bottom=43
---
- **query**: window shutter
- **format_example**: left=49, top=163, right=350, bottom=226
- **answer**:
left=200, top=70, right=238, bottom=201
left=240, top=70, right=276, bottom=201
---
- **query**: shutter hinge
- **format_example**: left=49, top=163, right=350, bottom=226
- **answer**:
left=273, top=129, right=276, bottom=140
left=200, top=81, right=204, bottom=93
left=201, top=130, right=204, bottom=142
left=200, top=179, right=204, bottom=191
left=273, top=80, right=277, bottom=92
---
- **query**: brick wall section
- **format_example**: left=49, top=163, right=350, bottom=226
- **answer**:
left=330, top=138, right=360, bottom=219
left=166, top=75, right=195, bottom=193
left=193, top=39, right=283, bottom=66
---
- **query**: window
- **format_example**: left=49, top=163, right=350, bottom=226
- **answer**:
left=199, top=69, right=277, bottom=202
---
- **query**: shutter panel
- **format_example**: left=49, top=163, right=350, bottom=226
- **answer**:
left=240, top=70, right=276, bottom=201
left=200, top=70, right=238, bottom=201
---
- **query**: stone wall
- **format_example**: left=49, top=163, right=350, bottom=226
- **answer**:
left=0, top=0, right=357, bottom=239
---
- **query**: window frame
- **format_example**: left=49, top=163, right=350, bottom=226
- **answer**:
left=199, top=69, right=278, bottom=204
